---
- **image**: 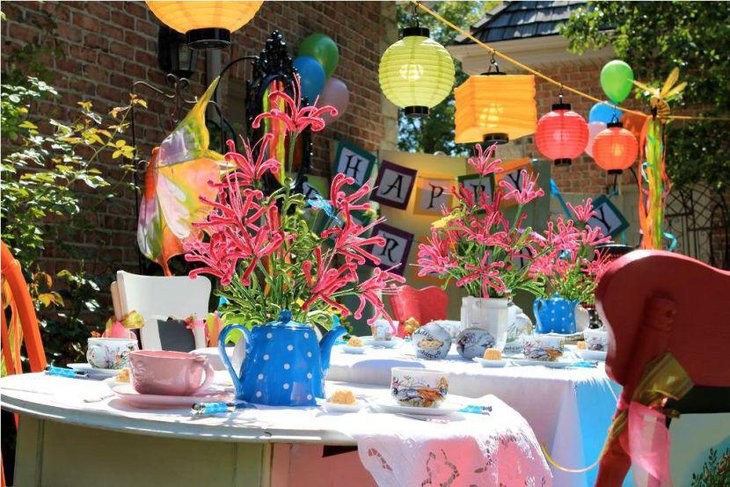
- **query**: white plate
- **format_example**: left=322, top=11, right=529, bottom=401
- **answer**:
left=373, top=399, right=461, bottom=416
left=112, top=384, right=231, bottom=409
left=575, top=349, right=607, bottom=361
left=319, top=400, right=362, bottom=413
left=510, top=357, right=582, bottom=368
left=361, top=336, right=404, bottom=349
left=473, top=357, right=508, bottom=368
left=342, top=345, right=366, bottom=354
left=103, top=376, right=130, bottom=389
left=68, top=363, right=121, bottom=379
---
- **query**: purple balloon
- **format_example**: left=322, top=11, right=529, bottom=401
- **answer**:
left=586, top=121, right=607, bottom=157
left=317, top=77, right=349, bottom=122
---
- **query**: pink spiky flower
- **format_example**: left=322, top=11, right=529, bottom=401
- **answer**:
left=499, top=169, right=545, bottom=205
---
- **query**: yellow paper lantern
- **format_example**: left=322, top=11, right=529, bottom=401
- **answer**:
left=455, top=74, right=537, bottom=144
left=146, top=1, right=263, bottom=49
left=379, top=26, right=455, bottom=118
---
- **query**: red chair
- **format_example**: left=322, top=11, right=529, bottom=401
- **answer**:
left=387, top=285, right=448, bottom=337
left=1, top=242, right=48, bottom=487
left=595, top=250, right=730, bottom=486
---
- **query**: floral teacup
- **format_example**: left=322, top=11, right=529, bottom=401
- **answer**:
left=86, top=337, right=138, bottom=369
left=391, top=367, right=448, bottom=408
left=583, top=328, right=609, bottom=351
left=522, top=335, right=565, bottom=361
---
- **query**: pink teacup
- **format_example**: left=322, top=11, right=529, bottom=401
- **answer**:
left=128, top=350, right=214, bottom=396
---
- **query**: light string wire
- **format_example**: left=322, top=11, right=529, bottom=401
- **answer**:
left=414, top=1, right=730, bottom=123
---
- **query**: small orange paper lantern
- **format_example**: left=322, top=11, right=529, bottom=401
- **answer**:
left=592, top=122, right=639, bottom=174
left=455, top=74, right=537, bottom=145
left=146, top=1, right=263, bottom=49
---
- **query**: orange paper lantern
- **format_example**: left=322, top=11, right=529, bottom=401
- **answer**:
left=592, top=122, right=639, bottom=174
left=455, top=74, right=537, bottom=145
left=146, top=1, right=263, bottom=48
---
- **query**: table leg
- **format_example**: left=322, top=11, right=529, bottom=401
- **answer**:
left=13, top=415, right=273, bottom=486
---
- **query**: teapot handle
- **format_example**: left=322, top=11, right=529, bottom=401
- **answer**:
left=533, top=298, right=545, bottom=319
left=218, top=324, right=251, bottom=394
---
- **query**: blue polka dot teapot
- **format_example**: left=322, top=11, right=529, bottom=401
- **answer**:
left=218, top=311, right=346, bottom=406
left=533, top=294, right=580, bottom=334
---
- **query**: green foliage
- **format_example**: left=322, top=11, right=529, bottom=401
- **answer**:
left=396, top=1, right=496, bottom=156
left=1, top=76, right=142, bottom=365
left=691, top=448, right=730, bottom=487
left=562, top=1, right=730, bottom=192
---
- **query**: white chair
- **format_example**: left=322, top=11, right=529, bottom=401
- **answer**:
left=115, top=271, right=211, bottom=351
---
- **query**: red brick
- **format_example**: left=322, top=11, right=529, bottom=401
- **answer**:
left=73, top=11, right=100, bottom=32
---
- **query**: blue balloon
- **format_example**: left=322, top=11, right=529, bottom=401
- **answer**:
left=293, top=56, right=326, bottom=102
left=588, top=102, right=623, bottom=124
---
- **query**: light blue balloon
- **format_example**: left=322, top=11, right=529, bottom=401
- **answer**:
left=588, top=102, right=623, bottom=124
left=293, top=56, right=326, bottom=102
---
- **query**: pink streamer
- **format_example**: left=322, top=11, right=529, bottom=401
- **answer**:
left=628, top=401, right=673, bottom=486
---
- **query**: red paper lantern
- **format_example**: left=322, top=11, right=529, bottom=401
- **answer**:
left=535, top=102, right=589, bottom=166
left=592, top=122, right=639, bottom=174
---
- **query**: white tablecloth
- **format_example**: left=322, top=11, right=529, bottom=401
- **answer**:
left=0, top=374, right=551, bottom=487
left=328, top=343, right=621, bottom=487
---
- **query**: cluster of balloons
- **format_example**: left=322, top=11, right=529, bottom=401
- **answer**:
left=585, top=60, right=635, bottom=157
left=294, top=33, right=349, bottom=122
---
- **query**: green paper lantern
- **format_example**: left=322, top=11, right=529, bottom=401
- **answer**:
left=299, top=33, right=340, bottom=78
left=600, top=60, right=635, bottom=105
left=379, top=26, right=455, bottom=118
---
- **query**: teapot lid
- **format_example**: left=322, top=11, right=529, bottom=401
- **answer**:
left=268, top=310, right=307, bottom=328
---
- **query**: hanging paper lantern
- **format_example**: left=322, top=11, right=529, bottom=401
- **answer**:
left=535, top=101, right=589, bottom=166
left=592, top=122, right=639, bottom=174
left=585, top=121, right=607, bottom=157
left=379, top=25, right=454, bottom=117
left=146, top=1, right=263, bottom=49
left=454, top=74, right=537, bottom=144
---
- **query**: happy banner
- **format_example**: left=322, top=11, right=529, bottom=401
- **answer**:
left=332, top=141, right=376, bottom=195
left=368, top=223, right=414, bottom=276
left=414, top=174, right=452, bottom=216
left=372, top=160, right=417, bottom=209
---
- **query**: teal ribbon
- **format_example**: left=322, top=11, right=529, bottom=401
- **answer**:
left=550, top=178, right=574, bottom=219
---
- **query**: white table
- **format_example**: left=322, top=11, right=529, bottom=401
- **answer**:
left=0, top=373, right=551, bottom=487
left=328, top=343, right=620, bottom=487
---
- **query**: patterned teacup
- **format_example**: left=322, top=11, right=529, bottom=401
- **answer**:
left=86, top=337, right=138, bottom=369
left=391, top=367, right=449, bottom=408
left=522, top=334, right=565, bottom=361
left=583, top=328, right=609, bottom=351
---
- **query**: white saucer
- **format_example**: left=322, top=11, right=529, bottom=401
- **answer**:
left=342, top=346, right=366, bottom=354
left=575, top=349, right=607, bottom=361
left=361, top=336, right=404, bottom=349
left=112, top=384, right=231, bottom=409
left=68, top=363, right=121, bottom=379
left=473, top=357, right=508, bottom=368
left=373, top=399, right=460, bottom=416
left=319, top=400, right=362, bottom=413
left=510, top=357, right=582, bottom=368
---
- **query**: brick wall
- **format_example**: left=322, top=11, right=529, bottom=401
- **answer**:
left=1, top=1, right=398, bottom=278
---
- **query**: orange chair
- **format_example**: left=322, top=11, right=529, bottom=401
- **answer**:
left=387, top=285, right=448, bottom=337
left=1, top=242, right=47, bottom=487
left=595, top=250, right=730, bottom=486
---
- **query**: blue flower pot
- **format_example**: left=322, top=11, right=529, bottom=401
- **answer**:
left=533, top=295, right=579, bottom=334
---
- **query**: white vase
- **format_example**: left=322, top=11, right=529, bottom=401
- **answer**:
left=460, top=297, right=510, bottom=351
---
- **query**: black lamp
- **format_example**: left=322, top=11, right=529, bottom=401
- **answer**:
left=157, top=25, right=198, bottom=79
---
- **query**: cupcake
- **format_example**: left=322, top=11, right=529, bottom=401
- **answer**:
left=328, top=389, right=356, bottom=405
left=347, top=336, right=363, bottom=347
left=483, top=348, right=502, bottom=361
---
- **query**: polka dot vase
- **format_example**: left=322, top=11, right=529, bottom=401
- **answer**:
left=533, top=294, right=579, bottom=334
left=218, top=311, right=346, bottom=406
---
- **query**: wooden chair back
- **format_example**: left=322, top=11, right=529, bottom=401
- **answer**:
left=388, top=285, right=448, bottom=335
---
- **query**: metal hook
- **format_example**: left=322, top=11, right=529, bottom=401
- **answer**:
left=412, top=2, right=420, bottom=28
left=558, top=84, right=564, bottom=104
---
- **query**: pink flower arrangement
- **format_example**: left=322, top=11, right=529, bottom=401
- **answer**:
left=530, top=198, right=613, bottom=304
left=185, top=75, right=403, bottom=327
left=416, top=143, right=547, bottom=298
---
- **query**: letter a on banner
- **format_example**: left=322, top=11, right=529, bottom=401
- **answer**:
left=372, top=160, right=417, bottom=210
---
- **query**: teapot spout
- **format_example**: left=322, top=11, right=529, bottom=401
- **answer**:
left=319, top=315, right=346, bottom=374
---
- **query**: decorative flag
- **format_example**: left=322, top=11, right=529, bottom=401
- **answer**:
left=367, top=224, right=414, bottom=276
left=372, top=160, right=417, bottom=210
left=413, top=175, right=452, bottom=216
left=588, top=195, right=630, bottom=237
left=332, top=141, right=376, bottom=195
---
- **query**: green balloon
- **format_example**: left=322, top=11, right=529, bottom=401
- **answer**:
left=600, top=60, right=635, bottom=104
left=299, top=33, right=340, bottom=78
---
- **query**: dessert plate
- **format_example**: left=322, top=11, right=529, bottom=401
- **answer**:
left=112, top=384, right=231, bottom=409
left=68, top=363, right=120, bottom=379
left=373, top=399, right=460, bottom=416
left=361, top=336, right=404, bottom=349
left=342, top=345, right=366, bottom=354
left=319, top=400, right=362, bottom=413
left=473, top=357, right=508, bottom=368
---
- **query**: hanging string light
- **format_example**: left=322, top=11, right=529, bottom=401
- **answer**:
left=592, top=121, right=639, bottom=174
left=146, top=1, right=264, bottom=49
left=535, top=88, right=589, bottom=166
left=454, top=52, right=537, bottom=145
left=379, top=5, right=455, bottom=118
